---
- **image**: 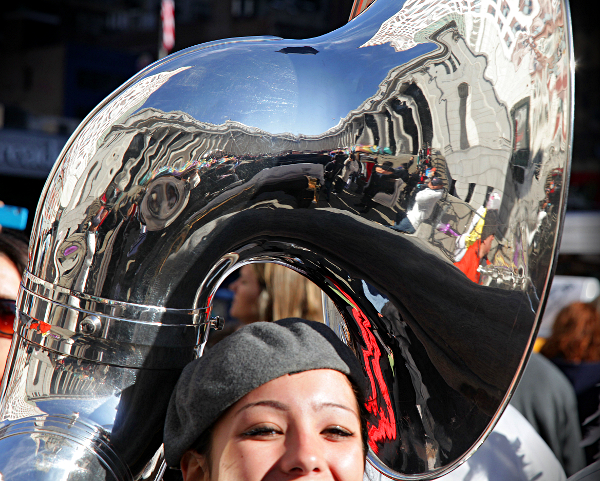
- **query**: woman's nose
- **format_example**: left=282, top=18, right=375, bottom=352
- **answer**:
left=279, top=428, right=326, bottom=475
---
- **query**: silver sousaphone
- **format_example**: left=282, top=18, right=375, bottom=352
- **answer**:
left=0, top=0, right=573, bottom=479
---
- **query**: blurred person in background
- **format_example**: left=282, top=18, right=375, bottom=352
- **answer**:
left=208, top=263, right=324, bottom=348
left=541, top=301, right=600, bottom=465
left=0, top=231, right=28, bottom=381
left=229, top=263, right=323, bottom=325
left=510, top=351, right=586, bottom=475
left=228, top=264, right=267, bottom=325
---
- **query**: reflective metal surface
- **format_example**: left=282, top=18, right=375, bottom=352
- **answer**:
left=0, top=0, right=573, bottom=479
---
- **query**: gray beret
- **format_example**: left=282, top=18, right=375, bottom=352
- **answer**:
left=164, top=317, right=367, bottom=467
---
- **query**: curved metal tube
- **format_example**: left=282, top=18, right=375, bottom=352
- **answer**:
left=0, top=0, right=573, bottom=479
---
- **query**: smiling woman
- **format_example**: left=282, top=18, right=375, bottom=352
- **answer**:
left=164, top=318, right=369, bottom=481
left=182, top=371, right=364, bottom=481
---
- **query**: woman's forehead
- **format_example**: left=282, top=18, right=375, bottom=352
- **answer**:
left=236, top=370, right=356, bottom=408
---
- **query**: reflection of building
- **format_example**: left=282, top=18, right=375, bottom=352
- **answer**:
left=362, top=0, right=540, bottom=60
left=359, top=0, right=568, bottom=200
left=337, top=23, right=514, bottom=207
left=423, top=28, right=513, bottom=206
left=25, top=351, right=101, bottom=400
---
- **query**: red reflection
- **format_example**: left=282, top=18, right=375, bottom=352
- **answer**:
left=331, top=282, right=397, bottom=452
left=206, top=292, right=214, bottom=319
left=30, top=320, right=52, bottom=335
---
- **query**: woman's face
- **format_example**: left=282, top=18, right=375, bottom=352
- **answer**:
left=181, top=369, right=365, bottom=481
left=228, top=265, right=262, bottom=325
left=0, top=253, right=20, bottom=380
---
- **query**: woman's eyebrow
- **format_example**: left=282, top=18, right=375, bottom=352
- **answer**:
left=235, top=400, right=289, bottom=415
left=313, top=402, right=358, bottom=416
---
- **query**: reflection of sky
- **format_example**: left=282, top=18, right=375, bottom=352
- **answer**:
left=141, top=0, right=436, bottom=136
left=362, top=280, right=388, bottom=312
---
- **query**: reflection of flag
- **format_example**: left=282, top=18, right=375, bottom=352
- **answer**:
left=161, top=0, right=175, bottom=53
left=350, top=0, right=376, bottom=20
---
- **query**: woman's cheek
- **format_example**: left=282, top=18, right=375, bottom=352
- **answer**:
left=230, top=440, right=283, bottom=479
left=328, top=442, right=365, bottom=480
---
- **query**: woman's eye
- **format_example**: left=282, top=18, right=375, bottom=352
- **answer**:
left=242, top=425, right=282, bottom=438
left=322, top=426, right=354, bottom=439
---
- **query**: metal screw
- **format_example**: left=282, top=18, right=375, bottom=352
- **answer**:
left=209, top=316, right=224, bottom=331
left=79, top=316, right=101, bottom=335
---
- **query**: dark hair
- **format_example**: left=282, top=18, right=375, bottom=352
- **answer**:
left=541, top=302, right=600, bottom=362
left=353, top=378, right=370, bottom=456
left=0, top=230, right=28, bottom=276
left=190, top=376, right=370, bottom=468
left=191, top=423, right=214, bottom=471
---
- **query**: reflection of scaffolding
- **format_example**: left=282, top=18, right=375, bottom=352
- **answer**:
left=2, top=369, right=45, bottom=421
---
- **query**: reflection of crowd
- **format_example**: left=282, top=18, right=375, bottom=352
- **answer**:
left=355, top=161, right=406, bottom=213
left=432, top=192, right=503, bottom=285
left=393, top=176, right=444, bottom=233
left=323, top=148, right=450, bottom=237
